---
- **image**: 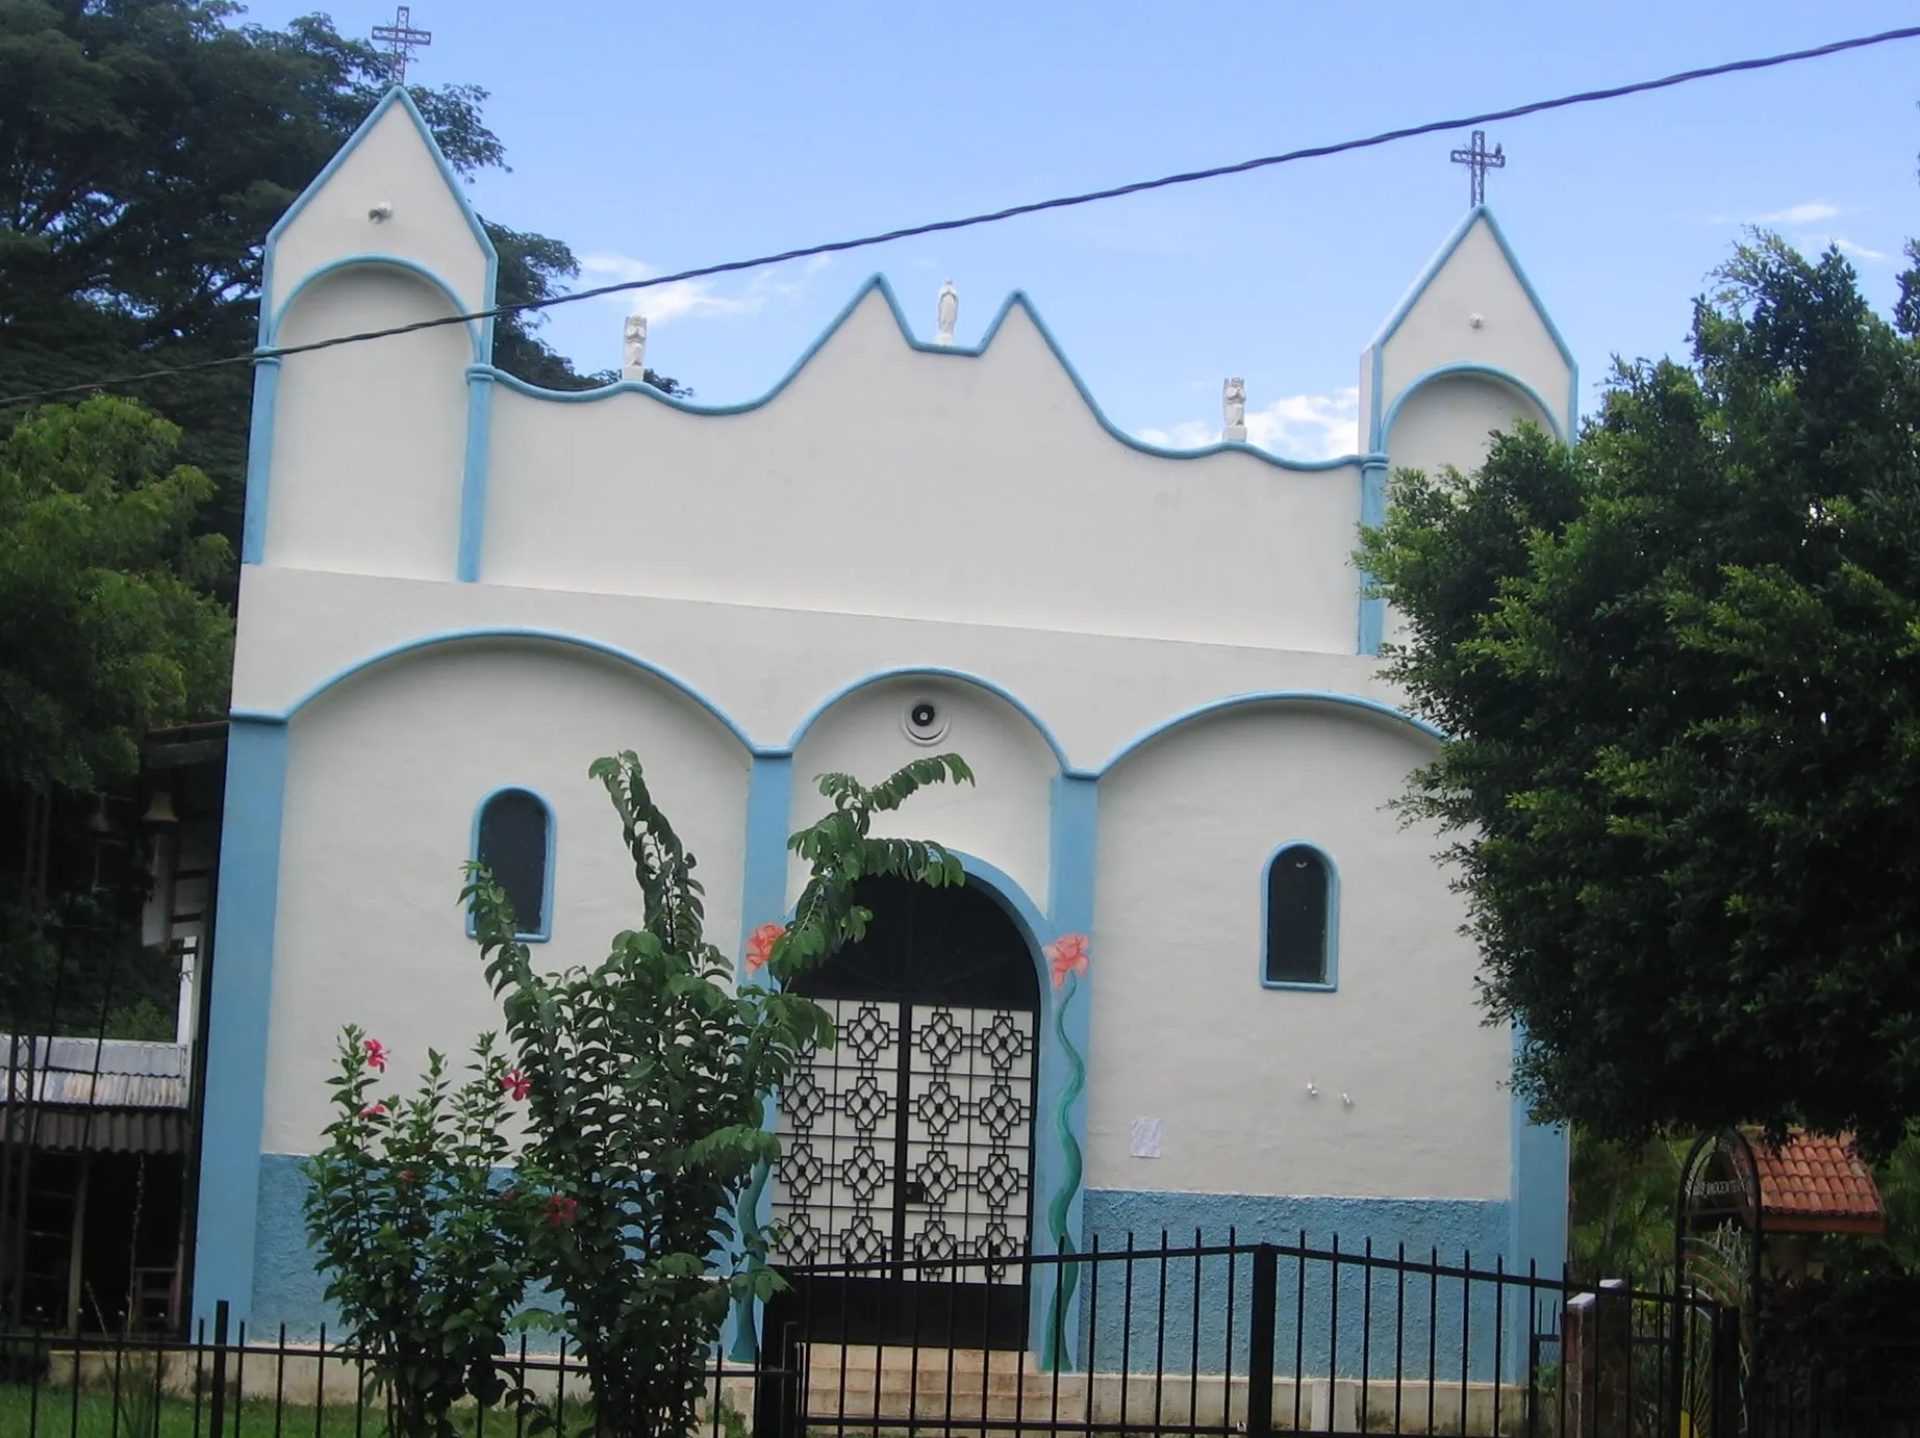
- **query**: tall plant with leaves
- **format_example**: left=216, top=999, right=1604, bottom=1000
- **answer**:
left=467, top=750, right=971, bottom=1438
left=302, top=1027, right=537, bottom=1438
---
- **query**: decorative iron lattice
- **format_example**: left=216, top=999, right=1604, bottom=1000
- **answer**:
left=774, top=999, right=1036, bottom=1284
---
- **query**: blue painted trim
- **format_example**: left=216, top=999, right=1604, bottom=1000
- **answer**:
left=237, top=627, right=768, bottom=756
left=1099, top=691, right=1443, bottom=772
left=1039, top=774, right=1096, bottom=1367
left=192, top=718, right=290, bottom=1323
left=261, top=86, right=498, bottom=351
left=240, top=358, right=281, bottom=567
left=1365, top=207, right=1577, bottom=446
left=465, top=786, right=557, bottom=942
left=1508, top=1024, right=1570, bottom=1292
left=1378, top=361, right=1568, bottom=446
left=1366, top=342, right=1388, bottom=452
left=1259, top=841, right=1339, bottom=992
left=264, top=255, right=486, bottom=360
left=724, top=753, right=797, bottom=1362
left=458, top=369, right=495, bottom=581
left=786, top=665, right=1082, bottom=776
left=1357, top=459, right=1389, bottom=656
left=480, top=273, right=1382, bottom=474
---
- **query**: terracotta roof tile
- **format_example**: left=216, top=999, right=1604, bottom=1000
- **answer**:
left=1751, top=1132, right=1884, bottom=1233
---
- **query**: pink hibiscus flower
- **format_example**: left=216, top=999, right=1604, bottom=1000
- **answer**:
left=545, top=1193, right=579, bottom=1228
left=745, top=922, right=784, bottom=973
left=1046, top=934, right=1090, bottom=989
left=359, top=1102, right=389, bottom=1119
left=502, top=1068, right=531, bottom=1101
left=363, top=1038, right=388, bottom=1072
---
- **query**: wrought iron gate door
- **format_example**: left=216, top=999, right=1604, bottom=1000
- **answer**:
left=770, top=876, right=1041, bottom=1348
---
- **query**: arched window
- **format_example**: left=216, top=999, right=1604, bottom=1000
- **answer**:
left=471, top=788, right=554, bottom=941
left=1263, top=843, right=1337, bottom=989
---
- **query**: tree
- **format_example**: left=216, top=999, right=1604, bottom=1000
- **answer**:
left=0, top=3, right=683, bottom=1036
left=1357, top=235, right=1920, bottom=1156
left=0, top=0, right=680, bottom=552
left=466, top=751, right=971, bottom=1438
left=0, top=395, right=233, bottom=1033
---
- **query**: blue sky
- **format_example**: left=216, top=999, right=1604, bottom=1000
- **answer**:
left=250, top=2, right=1918, bottom=459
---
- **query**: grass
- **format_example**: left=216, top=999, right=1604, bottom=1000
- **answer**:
left=0, top=1383, right=598, bottom=1438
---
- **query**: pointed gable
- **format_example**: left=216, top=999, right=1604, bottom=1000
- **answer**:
left=1363, top=207, right=1574, bottom=449
left=262, top=88, right=497, bottom=334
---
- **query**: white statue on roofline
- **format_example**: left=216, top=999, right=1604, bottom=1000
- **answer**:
left=622, top=314, right=648, bottom=380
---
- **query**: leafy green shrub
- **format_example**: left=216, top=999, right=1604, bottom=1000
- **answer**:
left=302, top=1028, right=536, bottom=1437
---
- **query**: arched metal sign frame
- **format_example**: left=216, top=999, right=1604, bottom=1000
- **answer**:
left=1672, top=1128, right=1765, bottom=1436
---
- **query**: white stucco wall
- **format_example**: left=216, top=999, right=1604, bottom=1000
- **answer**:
left=265, top=268, right=470, bottom=580
left=265, top=98, right=490, bottom=321
left=481, top=295, right=1362, bottom=653
left=228, top=566, right=1403, bottom=771
left=1088, top=705, right=1509, bottom=1200
left=787, top=675, right=1058, bottom=910
left=229, top=98, right=1572, bottom=1206
left=1377, top=217, right=1570, bottom=421
left=259, top=638, right=750, bottom=1156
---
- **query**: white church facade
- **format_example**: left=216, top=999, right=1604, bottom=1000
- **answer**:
left=195, top=89, right=1572, bottom=1353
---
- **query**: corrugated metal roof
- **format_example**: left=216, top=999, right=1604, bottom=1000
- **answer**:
left=3, top=1036, right=189, bottom=1110
left=2, top=1106, right=188, bottom=1154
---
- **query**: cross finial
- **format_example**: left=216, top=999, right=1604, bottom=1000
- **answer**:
left=372, top=5, right=432, bottom=85
left=1449, top=130, right=1505, bottom=208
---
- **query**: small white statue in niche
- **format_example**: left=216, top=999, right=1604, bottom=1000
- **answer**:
left=622, top=314, right=648, bottom=380
left=936, top=281, right=959, bottom=345
left=1223, top=376, right=1248, bottom=441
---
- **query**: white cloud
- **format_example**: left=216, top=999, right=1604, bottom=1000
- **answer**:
left=1137, top=419, right=1218, bottom=449
left=1829, top=237, right=1890, bottom=262
left=1754, top=202, right=1839, bottom=225
left=576, top=252, right=830, bottom=325
left=1139, top=388, right=1360, bottom=462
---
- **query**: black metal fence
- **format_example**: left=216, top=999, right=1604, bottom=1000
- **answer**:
left=0, top=1236, right=1733, bottom=1438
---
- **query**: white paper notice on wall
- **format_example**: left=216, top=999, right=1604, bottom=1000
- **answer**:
left=1129, top=1117, right=1163, bottom=1159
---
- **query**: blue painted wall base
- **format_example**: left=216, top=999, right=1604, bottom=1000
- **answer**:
left=1082, top=1189, right=1513, bottom=1380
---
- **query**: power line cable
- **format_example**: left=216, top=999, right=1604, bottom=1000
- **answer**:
left=4, top=21, right=1916, bottom=411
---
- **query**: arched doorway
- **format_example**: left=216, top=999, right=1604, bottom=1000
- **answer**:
left=772, top=874, right=1041, bottom=1348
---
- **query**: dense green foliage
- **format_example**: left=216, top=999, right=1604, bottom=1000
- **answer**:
left=1359, top=236, right=1920, bottom=1156
left=458, top=750, right=972, bottom=1438
left=302, top=1029, right=534, bottom=1438
left=0, top=396, right=232, bottom=1034
left=0, top=1, right=682, bottom=1037
left=0, top=0, right=680, bottom=548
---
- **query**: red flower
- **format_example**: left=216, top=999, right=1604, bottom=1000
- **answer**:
left=397, top=1169, right=415, bottom=1185
left=502, top=1068, right=531, bottom=1101
left=544, top=1193, right=578, bottom=1228
left=360, top=1102, right=388, bottom=1118
left=363, top=1038, right=388, bottom=1072
left=1045, top=934, right=1090, bottom=990
left=745, top=923, right=784, bottom=973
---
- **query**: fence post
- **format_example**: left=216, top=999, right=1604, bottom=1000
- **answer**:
left=208, top=1299, right=230, bottom=1438
left=1709, top=1303, right=1742, bottom=1438
left=752, top=1286, right=801, bottom=1438
left=1246, top=1243, right=1278, bottom=1438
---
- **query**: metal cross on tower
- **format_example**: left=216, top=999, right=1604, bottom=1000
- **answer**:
left=1449, top=129, right=1506, bottom=207
left=372, top=5, right=432, bottom=84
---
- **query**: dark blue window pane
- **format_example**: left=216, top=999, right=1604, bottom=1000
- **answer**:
left=478, top=790, right=548, bottom=935
left=1265, top=846, right=1329, bottom=985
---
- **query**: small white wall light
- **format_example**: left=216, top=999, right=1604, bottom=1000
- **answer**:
left=1468, top=312, right=1485, bottom=329
left=368, top=202, right=395, bottom=223
left=1306, top=1083, right=1319, bottom=1098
